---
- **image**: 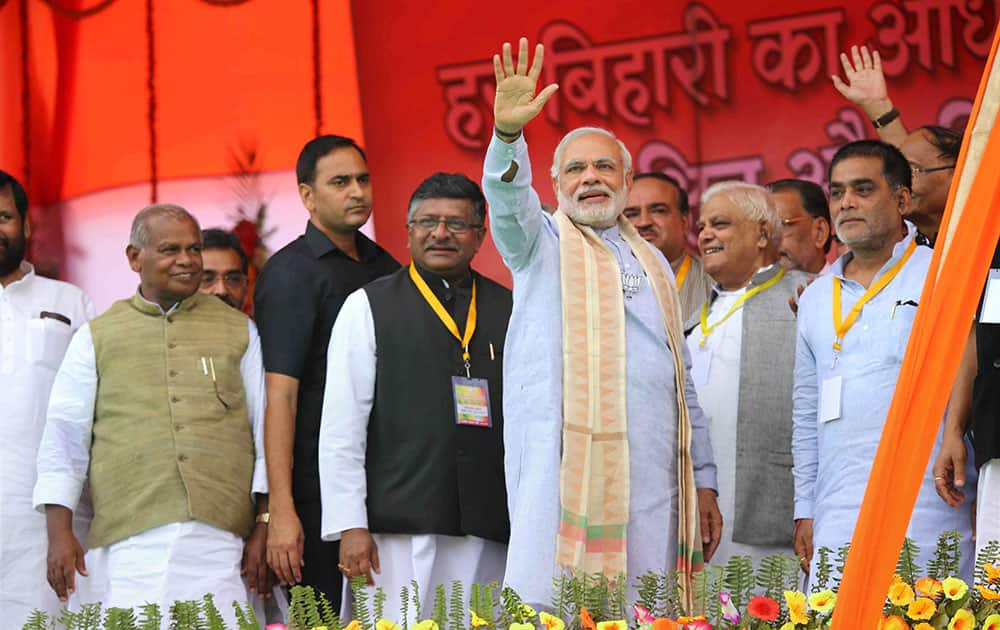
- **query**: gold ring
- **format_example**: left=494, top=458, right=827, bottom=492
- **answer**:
left=934, top=476, right=944, bottom=481
left=799, top=556, right=808, bottom=563
left=337, top=563, right=350, bottom=574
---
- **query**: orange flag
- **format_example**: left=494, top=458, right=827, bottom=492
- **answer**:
left=831, top=24, right=1000, bottom=628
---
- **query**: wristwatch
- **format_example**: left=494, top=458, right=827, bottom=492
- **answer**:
left=872, top=107, right=900, bottom=129
left=255, top=512, right=270, bottom=524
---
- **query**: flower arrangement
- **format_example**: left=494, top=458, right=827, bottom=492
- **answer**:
left=22, top=534, right=1000, bottom=630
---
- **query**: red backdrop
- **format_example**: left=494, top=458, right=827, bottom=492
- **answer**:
left=353, top=0, right=997, bottom=285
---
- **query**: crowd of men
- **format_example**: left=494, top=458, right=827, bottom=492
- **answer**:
left=1, top=39, right=997, bottom=627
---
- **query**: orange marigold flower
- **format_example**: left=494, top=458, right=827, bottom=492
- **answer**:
left=580, top=607, right=597, bottom=630
left=942, top=577, right=969, bottom=601
left=747, top=596, right=780, bottom=622
left=915, top=577, right=943, bottom=598
left=978, top=585, right=1000, bottom=601
left=985, top=614, right=1000, bottom=630
left=879, top=615, right=909, bottom=630
left=652, top=620, right=678, bottom=630
left=675, top=616, right=706, bottom=624
left=949, top=609, right=975, bottom=630
left=985, top=563, right=1000, bottom=584
left=596, top=621, right=627, bottom=630
left=906, top=597, right=935, bottom=621
left=888, top=581, right=915, bottom=606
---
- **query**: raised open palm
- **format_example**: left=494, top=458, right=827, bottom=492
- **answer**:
left=493, top=38, right=559, bottom=135
left=831, top=45, right=888, bottom=107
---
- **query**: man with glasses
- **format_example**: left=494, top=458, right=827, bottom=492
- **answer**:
left=319, top=173, right=510, bottom=620
left=766, top=179, right=832, bottom=275
left=200, top=228, right=250, bottom=311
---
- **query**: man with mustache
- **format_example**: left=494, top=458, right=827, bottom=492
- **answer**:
left=254, top=135, right=400, bottom=609
left=0, top=170, right=94, bottom=624
left=34, top=204, right=269, bottom=625
left=199, top=228, right=250, bottom=311
left=319, top=173, right=510, bottom=620
left=624, top=173, right=712, bottom=320
left=765, top=179, right=832, bottom=275
left=791, top=140, right=975, bottom=586
left=482, top=38, right=720, bottom=608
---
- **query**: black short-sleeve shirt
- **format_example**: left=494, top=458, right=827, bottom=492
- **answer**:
left=254, top=221, right=400, bottom=502
left=972, top=239, right=1000, bottom=469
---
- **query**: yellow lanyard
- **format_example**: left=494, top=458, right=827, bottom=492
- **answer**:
left=832, top=238, right=916, bottom=352
left=675, top=254, right=693, bottom=291
left=409, top=263, right=477, bottom=374
left=699, top=268, right=786, bottom=347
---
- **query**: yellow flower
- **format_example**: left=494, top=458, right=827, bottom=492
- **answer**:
left=915, top=577, right=944, bottom=598
left=376, top=621, right=401, bottom=630
left=313, top=627, right=329, bottom=630
left=413, top=621, right=440, bottom=630
left=779, top=624, right=795, bottom=630
left=906, top=597, right=936, bottom=621
left=509, top=624, right=534, bottom=630
left=879, top=616, right=908, bottom=630
left=888, top=581, right=916, bottom=606
left=979, top=585, right=1000, bottom=601
left=784, top=590, right=808, bottom=625
left=986, top=563, right=1000, bottom=584
left=596, top=622, right=627, bottom=630
left=808, top=589, right=836, bottom=613
left=914, top=624, right=935, bottom=630
left=949, top=608, right=975, bottom=630
left=539, top=612, right=564, bottom=630
left=943, top=577, right=969, bottom=601
left=343, top=622, right=361, bottom=630
left=985, top=614, right=1000, bottom=630
left=470, top=612, right=489, bottom=628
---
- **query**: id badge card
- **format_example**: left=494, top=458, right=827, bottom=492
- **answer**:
left=452, top=376, right=492, bottom=427
left=980, top=269, right=1000, bottom=324
left=691, top=344, right=712, bottom=388
left=819, top=375, right=842, bottom=423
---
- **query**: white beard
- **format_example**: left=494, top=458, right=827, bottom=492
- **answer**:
left=557, top=185, right=625, bottom=228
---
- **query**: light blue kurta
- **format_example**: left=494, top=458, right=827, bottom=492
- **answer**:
left=482, top=135, right=718, bottom=606
left=792, top=224, right=976, bottom=583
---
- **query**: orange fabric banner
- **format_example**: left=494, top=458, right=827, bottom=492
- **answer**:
left=830, top=25, right=1000, bottom=628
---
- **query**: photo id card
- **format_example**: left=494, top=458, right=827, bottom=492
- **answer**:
left=691, top=344, right=712, bottom=388
left=452, top=376, right=492, bottom=428
left=980, top=269, right=1000, bottom=325
left=820, top=375, right=842, bottom=423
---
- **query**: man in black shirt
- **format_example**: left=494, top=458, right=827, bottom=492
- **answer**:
left=254, top=135, right=399, bottom=607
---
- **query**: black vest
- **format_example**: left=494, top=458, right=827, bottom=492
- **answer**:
left=363, top=265, right=512, bottom=543
left=972, top=240, right=1000, bottom=469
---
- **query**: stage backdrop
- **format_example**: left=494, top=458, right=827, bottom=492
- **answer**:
left=354, top=0, right=997, bottom=286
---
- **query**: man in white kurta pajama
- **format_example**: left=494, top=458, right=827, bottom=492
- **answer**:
left=482, top=39, right=719, bottom=607
left=0, top=169, right=95, bottom=625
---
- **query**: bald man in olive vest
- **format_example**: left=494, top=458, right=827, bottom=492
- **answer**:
left=33, top=204, right=268, bottom=625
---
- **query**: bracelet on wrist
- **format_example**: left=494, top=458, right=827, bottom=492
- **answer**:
left=871, top=107, right=900, bottom=129
left=494, top=125, right=522, bottom=141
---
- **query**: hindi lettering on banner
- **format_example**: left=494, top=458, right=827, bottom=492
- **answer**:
left=436, top=62, right=497, bottom=149
left=871, top=0, right=998, bottom=77
left=747, top=9, right=844, bottom=91
left=435, top=2, right=731, bottom=148
left=786, top=107, right=868, bottom=186
left=636, top=140, right=764, bottom=207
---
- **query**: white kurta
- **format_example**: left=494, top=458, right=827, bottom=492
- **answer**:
left=687, top=288, right=794, bottom=567
left=319, top=288, right=507, bottom=622
left=0, top=263, right=94, bottom=625
left=482, top=136, right=717, bottom=606
left=32, top=304, right=268, bottom=626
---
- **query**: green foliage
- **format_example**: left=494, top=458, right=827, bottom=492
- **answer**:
left=813, top=546, right=833, bottom=593
left=352, top=576, right=374, bottom=630
left=201, top=594, right=225, bottom=630
left=895, top=538, right=922, bottom=585
left=231, top=602, right=259, bottom=630
left=927, top=531, right=963, bottom=580
left=448, top=581, right=465, bottom=630
left=102, top=608, right=138, bottom=630
left=432, top=584, right=447, bottom=630
left=374, top=587, right=387, bottom=624
left=138, top=603, right=162, bottom=630
left=288, top=585, right=325, bottom=630
left=410, top=580, right=422, bottom=622
left=722, top=555, right=755, bottom=610
left=833, top=542, right=851, bottom=591
left=481, top=582, right=497, bottom=627
left=756, top=555, right=799, bottom=598
left=400, top=585, right=410, bottom=630
left=167, top=599, right=203, bottom=629
left=22, top=610, right=53, bottom=630
left=498, top=586, right=523, bottom=629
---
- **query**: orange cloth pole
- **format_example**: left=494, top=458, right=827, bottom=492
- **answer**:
left=830, top=25, right=1000, bottom=628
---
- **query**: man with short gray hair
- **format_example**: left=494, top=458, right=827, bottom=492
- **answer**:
left=33, top=204, right=268, bottom=625
left=482, top=38, right=719, bottom=609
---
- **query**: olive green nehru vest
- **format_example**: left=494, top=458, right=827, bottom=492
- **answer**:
left=87, top=292, right=255, bottom=548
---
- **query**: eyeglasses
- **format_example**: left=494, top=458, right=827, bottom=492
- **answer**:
left=408, top=216, right=483, bottom=234
left=200, top=271, right=248, bottom=289
left=781, top=215, right=812, bottom=227
left=910, top=163, right=955, bottom=175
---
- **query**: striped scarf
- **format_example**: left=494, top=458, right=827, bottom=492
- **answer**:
left=554, top=210, right=703, bottom=611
